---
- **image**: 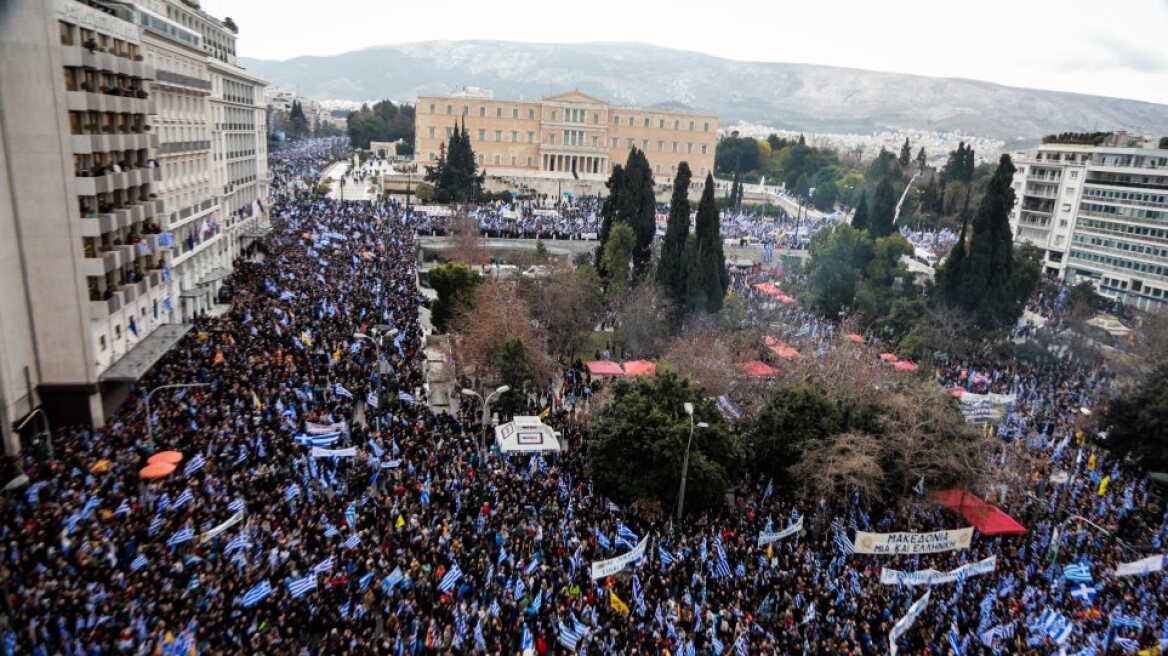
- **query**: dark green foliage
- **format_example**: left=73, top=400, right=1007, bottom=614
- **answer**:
left=869, top=178, right=898, bottom=238
left=423, top=119, right=485, bottom=203
left=811, top=181, right=839, bottom=211
left=867, top=147, right=904, bottom=182
left=805, top=224, right=872, bottom=318
left=428, top=263, right=481, bottom=332
left=596, top=164, right=625, bottom=271
left=657, top=162, right=692, bottom=306
left=493, top=337, right=536, bottom=402
left=587, top=372, right=744, bottom=512
left=346, top=100, right=415, bottom=149
left=920, top=178, right=942, bottom=214
left=751, top=382, right=842, bottom=477
left=851, top=193, right=870, bottom=231
left=933, top=155, right=1040, bottom=329
left=1042, top=132, right=1112, bottom=145
left=289, top=100, right=309, bottom=139
left=600, top=222, right=636, bottom=297
left=686, top=174, right=729, bottom=314
left=1102, top=364, right=1168, bottom=472
left=942, top=141, right=976, bottom=183
left=916, top=147, right=927, bottom=173
left=714, top=134, right=761, bottom=175
left=898, top=138, right=912, bottom=169
left=729, top=168, right=743, bottom=209
left=854, top=233, right=916, bottom=320
left=619, top=149, right=658, bottom=276
left=1160, top=137, right=1168, bottom=149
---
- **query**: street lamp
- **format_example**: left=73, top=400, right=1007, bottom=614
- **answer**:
left=143, top=383, right=210, bottom=444
left=676, top=402, right=708, bottom=528
left=354, top=327, right=398, bottom=430
left=461, top=385, right=510, bottom=461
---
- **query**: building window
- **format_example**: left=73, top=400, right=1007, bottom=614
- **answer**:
left=495, top=129, right=502, bottom=142
left=643, top=117, right=650, bottom=127
left=478, top=129, right=486, bottom=141
left=1070, top=170, right=1079, bottom=179
left=659, top=119, right=665, bottom=129
left=428, top=127, right=436, bottom=138
left=655, top=164, right=661, bottom=174
left=551, top=110, right=557, bottom=121
left=529, top=109, right=535, bottom=120
left=689, top=121, right=695, bottom=130
left=98, top=335, right=106, bottom=351
left=628, top=116, right=635, bottom=126
left=592, top=136, right=600, bottom=147
left=527, top=131, right=535, bottom=143
left=446, top=128, right=453, bottom=137
left=494, top=154, right=500, bottom=164
left=462, top=105, right=468, bottom=115
left=446, top=104, right=452, bottom=114
left=496, top=107, right=502, bottom=118
left=627, top=138, right=635, bottom=148
left=701, top=144, right=708, bottom=155
left=479, top=106, right=486, bottom=117
left=703, top=122, right=709, bottom=131
left=549, top=134, right=556, bottom=145
left=671, top=165, right=676, bottom=174
left=674, top=119, right=680, bottom=129
left=672, top=142, right=679, bottom=152
left=512, top=108, right=519, bottom=118
left=478, top=154, right=484, bottom=163
left=527, top=156, right=533, bottom=167
left=511, top=155, right=517, bottom=166
left=642, top=139, right=649, bottom=150
left=430, top=103, right=436, bottom=113
left=594, top=114, right=599, bottom=125
left=687, top=143, right=693, bottom=154
left=511, top=130, right=518, bottom=143
left=613, top=115, right=619, bottom=125
left=612, top=137, right=619, bottom=148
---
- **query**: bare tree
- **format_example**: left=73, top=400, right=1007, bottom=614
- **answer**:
left=662, top=322, right=740, bottom=397
left=614, top=282, right=675, bottom=359
left=790, top=432, right=885, bottom=501
left=452, top=281, right=552, bottom=391
left=445, top=211, right=487, bottom=266
left=519, top=262, right=603, bottom=360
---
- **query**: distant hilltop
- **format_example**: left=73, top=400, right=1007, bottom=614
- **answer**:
left=241, top=40, right=1168, bottom=141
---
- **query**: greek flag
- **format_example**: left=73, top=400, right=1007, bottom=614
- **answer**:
left=130, top=554, right=148, bottom=572
left=345, top=501, right=357, bottom=527
left=228, top=498, right=245, bottom=514
left=1115, top=637, right=1141, bottom=651
left=834, top=529, right=855, bottom=555
left=149, top=514, right=164, bottom=535
left=948, top=624, right=963, bottom=656
left=521, top=625, right=534, bottom=652
left=513, top=578, right=526, bottom=600
left=595, top=529, right=611, bottom=550
left=528, top=590, right=543, bottom=613
left=324, top=524, right=340, bottom=538
left=1110, top=614, right=1142, bottom=630
left=333, top=383, right=353, bottom=399
left=1069, top=582, right=1097, bottom=604
left=80, top=494, right=100, bottom=519
left=616, top=522, right=639, bottom=543
left=475, top=618, right=487, bottom=650
left=366, top=391, right=378, bottom=407
left=734, top=634, right=748, bottom=656
left=167, top=527, right=194, bottom=548
left=659, top=547, right=676, bottom=567
left=294, top=432, right=341, bottom=447
left=224, top=533, right=251, bottom=554
left=313, top=556, right=334, bottom=575
left=114, top=499, right=131, bottom=516
left=287, top=574, right=318, bottom=599
left=157, top=493, right=171, bottom=513
left=359, top=572, right=374, bottom=591
left=285, top=484, right=300, bottom=502
left=1063, top=563, right=1093, bottom=583
left=439, top=563, right=463, bottom=593
left=369, top=441, right=385, bottom=458
left=709, top=628, right=724, bottom=656
left=172, top=488, right=194, bottom=510
left=913, top=476, right=926, bottom=495
left=398, top=391, right=415, bottom=404
left=383, top=566, right=404, bottom=590
left=559, top=619, right=587, bottom=650
left=183, top=453, right=207, bottom=476
left=241, top=580, right=272, bottom=608
left=524, top=552, right=541, bottom=575
left=344, top=534, right=361, bottom=549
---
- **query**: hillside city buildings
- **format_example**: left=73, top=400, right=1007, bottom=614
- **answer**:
left=0, top=0, right=268, bottom=449
left=414, top=89, right=719, bottom=184
left=1010, top=132, right=1168, bottom=310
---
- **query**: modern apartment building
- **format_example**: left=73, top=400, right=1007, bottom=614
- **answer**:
left=0, top=0, right=267, bottom=451
left=414, top=89, right=719, bottom=183
left=1010, top=132, right=1168, bottom=309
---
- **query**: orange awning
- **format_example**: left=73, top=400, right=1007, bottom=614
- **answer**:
left=879, top=353, right=899, bottom=363
left=934, top=489, right=1027, bottom=535
left=622, top=360, right=657, bottom=376
left=140, top=463, right=176, bottom=479
left=846, top=333, right=864, bottom=344
left=737, top=360, right=780, bottom=377
left=586, top=360, right=625, bottom=376
left=893, top=360, right=919, bottom=372
left=148, top=451, right=184, bottom=465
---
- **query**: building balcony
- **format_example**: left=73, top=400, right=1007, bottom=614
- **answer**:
left=61, top=46, right=154, bottom=80
left=74, top=167, right=160, bottom=196
left=88, top=293, right=122, bottom=320
left=540, top=144, right=609, bottom=156
left=66, top=90, right=154, bottom=117
left=82, top=250, right=120, bottom=277
left=79, top=212, right=116, bottom=238
left=70, top=132, right=158, bottom=155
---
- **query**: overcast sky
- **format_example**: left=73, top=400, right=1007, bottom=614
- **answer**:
left=203, top=0, right=1168, bottom=104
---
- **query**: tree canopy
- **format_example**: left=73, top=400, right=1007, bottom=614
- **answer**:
left=657, top=162, right=692, bottom=308
left=587, top=372, right=744, bottom=513
left=428, top=262, right=481, bottom=333
left=423, top=119, right=485, bottom=203
left=686, top=174, right=729, bottom=314
left=347, top=100, right=415, bottom=150
left=1102, top=364, right=1168, bottom=472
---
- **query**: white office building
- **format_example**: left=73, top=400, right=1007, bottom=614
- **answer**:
left=1010, top=132, right=1168, bottom=309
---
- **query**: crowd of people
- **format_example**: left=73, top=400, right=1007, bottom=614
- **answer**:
left=2, top=138, right=1166, bottom=655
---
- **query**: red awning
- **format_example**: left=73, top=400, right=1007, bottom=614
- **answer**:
left=586, top=360, right=625, bottom=377
left=934, top=489, right=1027, bottom=535
left=737, top=360, right=780, bottom=377
left=764, top=336, right=801, bottom=360
left=622, top=360, right=656, bottom=376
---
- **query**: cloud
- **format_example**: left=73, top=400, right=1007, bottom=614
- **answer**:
left=1079, top=33, right=1168, bottom=73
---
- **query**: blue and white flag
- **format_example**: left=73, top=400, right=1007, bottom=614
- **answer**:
left=559, top=619, right=587, bottom=650
left=439, top=563, right=463, bottom=593
left=167, top=527, right=194, bottom=548
left=524, top=552, right=541, bottom=575
left=1069, top=582, right=1097, bottom=604
left=287, top=574, right=318, bottom=599
left=293, top=432, right=342, bottom=447
left=1063, top=562, right=1093, bottom=583
left=225, top=534, right=251, bottom=554
left=333, top=383, right=353, bottom=399
left=130, top=554, right=148, bottom=572
left=148, top=514, right=164, bottom=535
left=344, top=534, right=362, bottom=549
left=398, top=391, right=415, bottom=404
left=366, top=391, right=378, bottom=407
left=345, top=501, right=358, bottom=527
left=241, top=580, right=272, bottom=608
left=313, top=556, right=335, bottom=576
left=114, top=499, right=131, bottom=516
left=183, top=453, right=207, bottom=477
left=521, top=625, right=534, bottom=652
left=172, top=488, right=194, bottom=511
left=284, top=484, right=300, bottom=502
left=227, top=498, right=245, bottom=514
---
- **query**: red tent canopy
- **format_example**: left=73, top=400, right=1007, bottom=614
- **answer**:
left=586, top=361, right=625, bottom=377
left=764, top=336, right=801, bottom=360
left=753, top=282, right=784, bottom=299
left=737, top=360, right=780, bottom=377
left=893, top=360, right=919, bottom=372
left=845, top=333, right=865, bottom=344
left=623, top=360, right=656, bottom=376
left=934, top=489, right=1027, bottom=535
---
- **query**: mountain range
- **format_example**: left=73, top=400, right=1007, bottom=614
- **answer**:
left=241, top=41, right=1168, bottom=141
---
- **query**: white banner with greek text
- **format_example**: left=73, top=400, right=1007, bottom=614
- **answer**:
left=757, top=516, right=804, bottom=546
left=853, top=527, right=974, bottom=555
left=590, top=535, right=649, bottom=580
left=880, top=556, right=996, bottom=586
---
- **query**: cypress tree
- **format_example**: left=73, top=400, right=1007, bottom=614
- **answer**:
left=934, top=155, right=1028, bottom=327
left=916, top=147, right=927, bottom=173
left=851, top=192, right=870, bottom=231
left=597, top=164, right=625, bottom=270
left=869, top=178, right=897, bottom=238
left=898, top=138, right=912, bottom=169
left=687, top=174, right=728, bottom=314
left=657, top=162, right=692, bottom=306
left=619, top=148, right=657, bottom=277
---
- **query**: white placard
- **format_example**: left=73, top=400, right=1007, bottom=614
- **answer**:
left=853, top=527, right=974, bottom=555
left=590, top=535, right=649, bottom=580
left=200, top=510, right=245, bottom=543
left=757, top=516, right=804, bottom=546
left=1113, top=554, right=1165, bottom=577
left=880, top=556, right=996, bottom=586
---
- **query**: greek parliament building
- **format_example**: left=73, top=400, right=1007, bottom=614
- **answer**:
left=1009, top=132, right=1168, bottom=310
left=0, top=0, right=269, bottom=450
left=414, top=89, right=719, bottom=183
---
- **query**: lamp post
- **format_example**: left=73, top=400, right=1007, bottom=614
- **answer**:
left=676, top=402, right=709, bottom=528
left=354, top=326, right=398, bottom=431
left=461, top=385, right=510, bottom=462
left=143, top=383, right=210, bottom=444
